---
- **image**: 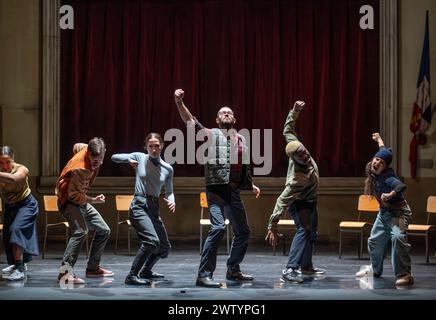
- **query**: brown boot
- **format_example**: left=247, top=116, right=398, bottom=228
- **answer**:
left=395, top=274, right=414, bottom=286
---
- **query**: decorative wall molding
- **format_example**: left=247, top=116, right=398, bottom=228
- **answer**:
left=38, top=176, right=365, bottom=195
left=379, top=0, right=399, bottom=171
left=42, top=0, right=60, bottom=176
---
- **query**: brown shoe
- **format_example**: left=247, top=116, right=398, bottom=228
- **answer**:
left=58, top=273, right=85, bottom=284
left=395, top=274, right=414, bottom=286
left=86, top=266, right=114, bottom=278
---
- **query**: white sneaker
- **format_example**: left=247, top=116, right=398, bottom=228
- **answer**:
left=2, top=269, right=25, bottom=281
left=2, top=264, right=28, bottom=276
left=2, top=264, right=15, bottom=274
left=356, top=265, right=373, bottom=277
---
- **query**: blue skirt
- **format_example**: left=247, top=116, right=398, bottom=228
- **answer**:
left=3, top=194, right=40, bottom=264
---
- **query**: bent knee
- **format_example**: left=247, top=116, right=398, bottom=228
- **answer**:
left=97, top=227, right=111, bottom=237
left=159, top=245, right=171, bottom=259
left=211, top=226, right=226, bottom=235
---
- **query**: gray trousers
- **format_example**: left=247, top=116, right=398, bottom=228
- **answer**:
left=60, top=202, right=111, bottom=270
left=368, top=205, right=412, bottom=278
left=128, top=196, right=171, bottom=276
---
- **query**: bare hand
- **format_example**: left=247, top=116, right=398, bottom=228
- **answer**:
left=265, top=229, right=279, bottom=247
left=164, top=198, right=176, bottom=213
left=372, top=132, right=381, bottom=142
left=293, top=100, right=306, bottom=112
left=252, top=184, right=261, bottom=199
left=174, top=89, right=184, bottom=104
left=129, top=159, right=139, bottom=170
left=381, top=191, right=395, bottom=202
left=73, top=143, right=87, bottom=155
left=93, top=194, right=106, bottom=204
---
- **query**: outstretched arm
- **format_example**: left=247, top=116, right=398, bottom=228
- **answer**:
left=372, top=132, right=385, bottom=149
left=111, top=153, right=140, bottom=169
left=267, top=185, right=298, bottom=231
left=283, top=101, right=305, bottom=143
left=0, top=166, right=28, bottom=184
left=174, top=89, right=195, bottom=125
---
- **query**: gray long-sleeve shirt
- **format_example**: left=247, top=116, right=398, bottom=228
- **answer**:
left=111, top=152, right=175, bottom=204
left=268, top=109, right=319, bottom=230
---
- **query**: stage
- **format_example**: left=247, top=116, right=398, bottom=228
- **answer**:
left=1, top=244, right=435, bottom=301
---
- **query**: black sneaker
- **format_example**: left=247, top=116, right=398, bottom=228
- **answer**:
left=196, top=276, right=222, bottom=288
left=139, top=271, right=165, bottom=279
left=125, top=274, right=151, bottom=286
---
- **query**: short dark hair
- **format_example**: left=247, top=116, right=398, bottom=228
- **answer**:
left=87, top=137, right=106, bottom=156
left=144, top=132, right=164, bottom=148
left=217, top=106, right=235, bottom=117
left=0, top=146, right=14, bottom=159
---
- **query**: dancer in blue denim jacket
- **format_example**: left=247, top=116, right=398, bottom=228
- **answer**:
left=355, top=133, right=414, bottom=286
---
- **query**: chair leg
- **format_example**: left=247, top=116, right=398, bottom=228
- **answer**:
left=283, top=234, right=286, bottom=256
left=127, top=227, right=131, bottom=256
left=85, top=235, right=89, bottom=259
left=226, top=225, right=230, bottom=255
left=359, top=232, right=363, bottom=259
left=199, top=225, right=202, bottom=255
left=42, top=227, right=48, bottom=259
left=425, top=233, right=429, bottom=264
left=114, top=223, right=119, bottom=255
left=339, top=230, right=342, bottom=259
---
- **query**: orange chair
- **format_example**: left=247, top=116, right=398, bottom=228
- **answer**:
left=407, top=196, right=436, bottom=263
left=273, top=213, right=295, bottom=256
left=199, top=192, right=230, bottom=254
left=339, top=195, right=379, bottom=259
left=114, top=195, right=135, bottom=255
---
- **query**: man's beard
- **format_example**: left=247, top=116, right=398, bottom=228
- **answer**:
left=219, top=120, right=234, bottom=130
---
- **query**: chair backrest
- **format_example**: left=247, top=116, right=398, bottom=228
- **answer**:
left=200, top=192, right=208, bottom=208
left=427, top=196, right=436, bottom=214
left=357, top=195, right=379, bottom=221
left=115, top=195, right=133, bottom=211
left=43, top=195, right=59, bottom=212
left=200, top=192, right=208, bottom=219
left=426, top=196, right=436, bottom=224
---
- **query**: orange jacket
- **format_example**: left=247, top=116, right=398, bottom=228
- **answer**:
left=55, top=148, right=98, bottom=205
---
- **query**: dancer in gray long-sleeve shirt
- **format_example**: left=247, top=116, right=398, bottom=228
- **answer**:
left=112, top=133, right=175, bottom=286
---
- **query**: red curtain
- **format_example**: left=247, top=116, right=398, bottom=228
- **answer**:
left=60, top=0, right=380, bottom=177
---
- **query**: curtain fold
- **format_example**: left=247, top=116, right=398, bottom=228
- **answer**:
left=60, top=0, right=380, bottom=177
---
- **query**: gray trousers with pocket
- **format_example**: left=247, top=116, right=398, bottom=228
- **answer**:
left=60, top=202, right=111, bottom=270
